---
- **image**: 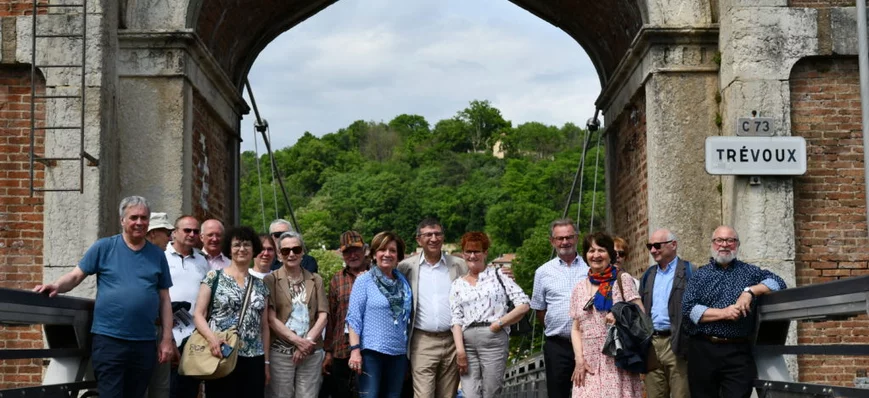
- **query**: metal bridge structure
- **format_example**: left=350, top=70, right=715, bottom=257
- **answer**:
left=2, top=274, right=868, bottom=397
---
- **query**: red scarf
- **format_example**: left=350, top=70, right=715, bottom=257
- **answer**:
left=588, top=265, right=618, bottom=311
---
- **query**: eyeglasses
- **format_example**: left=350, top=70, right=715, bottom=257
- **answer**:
left=260, top=247, right=275, bottom=253
left=646, top=241, right=673, bottom=250
left=271, top=231, right=286, bottom=239
left=418, top=232, right=444, bottom=239
left=280, top=246, right=304, bottom=256
left=615, top=250, right=626, bottom=258
left=463, top=250, right=483, bottom=257
left=552, top=235, right=576, bottom=242
left=231, top=241, right=252, bottom=250
left=182, top=228, right=200, bottom=235
left=712, top=237, right=739, bottom=245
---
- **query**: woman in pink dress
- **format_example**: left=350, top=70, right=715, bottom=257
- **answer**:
left=569, top=232, right=644, bottom=398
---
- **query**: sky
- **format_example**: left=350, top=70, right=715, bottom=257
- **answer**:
left=240, top=0, right=600, bottom=153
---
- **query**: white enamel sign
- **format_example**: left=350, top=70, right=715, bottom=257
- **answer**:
left=705, top=136, right=807, bottom=175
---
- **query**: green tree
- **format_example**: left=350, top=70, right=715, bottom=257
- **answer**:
left=457, top=100, right=511, bottom=152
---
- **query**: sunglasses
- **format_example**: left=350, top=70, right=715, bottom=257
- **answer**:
left=182, top=228, right=200, bottom=235
left=280, top=246, right=304, bottom=256
left=271, top=232, right=285, bottom=239
left=615, top=250, right=626, bottom=258
left=646, top=240, right=673, bottom=251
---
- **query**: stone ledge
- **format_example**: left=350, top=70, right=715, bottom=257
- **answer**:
left=118, top=30, right=249, bottom=132
left=597, top=26, right=719, bottom=123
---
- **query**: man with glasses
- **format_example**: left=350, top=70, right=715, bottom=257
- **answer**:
left=268, top=218, right=319, bottom=273
left=165, top=216, right=209, bottom=398
left=638, top=229, right=694, bottom=398
left=682, top=226, right=786, bottom=398
left=397, top=218, right=467, bottom=398
left=530, top=218, right=589, bottom=398
left=201, top=219, right=230, bottom=270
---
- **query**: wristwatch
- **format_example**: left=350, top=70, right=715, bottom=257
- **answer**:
left=349, top=344, right=361, bottom=351
left=742, top=287, right=755, bottom=298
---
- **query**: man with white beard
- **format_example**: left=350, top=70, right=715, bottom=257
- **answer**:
left=681, top=225, right=786, bottom=398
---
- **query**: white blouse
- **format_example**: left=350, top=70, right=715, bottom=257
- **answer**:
left=449, top=267, right=530, bottom=331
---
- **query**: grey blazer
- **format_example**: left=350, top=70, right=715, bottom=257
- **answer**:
left=397, top=253, right=468, bottom=353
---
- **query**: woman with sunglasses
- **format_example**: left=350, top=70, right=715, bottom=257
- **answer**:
left=263, top=231, right=328, bottom=397
left=192, top=225, right=270, bottom=398
left=250, top=234, right=276, bottom=279
left=613, top=236, right=641, bottom=289
left=568, top=232, right=644, bottom=398
left=450, top=232, right=529, bottom=398
left=346, top=231, right=412, bottom=398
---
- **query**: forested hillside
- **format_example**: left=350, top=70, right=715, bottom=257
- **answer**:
left=238, top=100, right=605, bottom=295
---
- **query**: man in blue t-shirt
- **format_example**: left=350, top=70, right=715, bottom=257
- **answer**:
left=34, top=196, right=174, bottom=398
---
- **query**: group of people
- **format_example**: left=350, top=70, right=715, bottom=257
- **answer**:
left=33, top=196, right=787, bottom=398
left=533, top=220, right=786, bottom=398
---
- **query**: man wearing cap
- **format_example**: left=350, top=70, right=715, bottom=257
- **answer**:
left=201, top=219, right=230, bottom=270
left=147, top=212, right=173, bottom=251
left=322, top=231, right=370, bottom=398
left=166, top=216, right=209, bottom=398
left=268, top=218, right=319, bottom=273
left=397, top=218, right=467, bottom=398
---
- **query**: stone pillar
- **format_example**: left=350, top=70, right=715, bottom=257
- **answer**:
left=116, top=31, right=247, bottom=222
left=718, top=1, right=818, bottom=286
left=600, top=28, right=722, bottom=264
left=15, top=0, right=122, bottom=296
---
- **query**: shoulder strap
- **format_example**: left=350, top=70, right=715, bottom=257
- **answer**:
left=616, top=269, right=626, bottom=300
left=493, top=267, right=513, bottom=307
left=237, top=275, right=256, bottom=329
left=206, top=270, right=221, bottom=322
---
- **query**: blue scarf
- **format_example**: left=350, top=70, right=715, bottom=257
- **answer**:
left=370, top=266, right=412, bottom=326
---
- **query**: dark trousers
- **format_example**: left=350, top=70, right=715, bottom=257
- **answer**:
left=358, top=350, right=408, bottom=398
left=171, top=338, right=201, bottom=398
left=320, top=356, right=359, bottom=398
left=91, top=334, right=157, bottom=398
left=204, top=355, right=266, bottom=398
left=543, top=336, right=574, bottom=398
left=170, top=366, right=201, bottom=398
left=688, top=337, right=757, bottom=398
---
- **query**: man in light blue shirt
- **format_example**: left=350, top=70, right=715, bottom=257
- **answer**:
left=530, top=218, right=589, bottom=398
left=638, top=229, right=693, bottom=398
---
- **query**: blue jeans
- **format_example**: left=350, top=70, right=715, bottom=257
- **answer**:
left=358, top=350, right=408, bottom=398
left=91, top=334, right=157, bottom=398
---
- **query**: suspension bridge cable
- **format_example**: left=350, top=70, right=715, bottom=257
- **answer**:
left=252, top=123, right=267, bottom=232
left=588, top=130, right=603, bottom=231
left=244, top=78, right=302, bottom=233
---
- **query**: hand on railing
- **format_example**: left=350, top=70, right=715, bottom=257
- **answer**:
left=32, top=283, right=61, bottom=297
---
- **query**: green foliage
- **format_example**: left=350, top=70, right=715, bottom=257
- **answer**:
left=308, top=249, right=344, bottom=295
left=239, top=100, right=608, bottom=359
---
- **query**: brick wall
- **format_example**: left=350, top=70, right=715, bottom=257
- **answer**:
left=192, top=91, right=231, bottom=223
left=791, top=57, right=869, bottom=386
left=0, top=65, right=45, bottom=388
left=610, top=90, right=648, bottom=277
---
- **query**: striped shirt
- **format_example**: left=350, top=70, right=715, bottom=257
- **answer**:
left=530, top=254, right=589, bottom=338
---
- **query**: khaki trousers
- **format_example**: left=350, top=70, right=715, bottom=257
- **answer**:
left=410, top=330, right=459, bottom=398
left=645, top=335, right=690, bottom=398
left=267, top=348, right=324, bottom=398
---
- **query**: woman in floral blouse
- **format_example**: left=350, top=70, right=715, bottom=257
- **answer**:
left=449, top=232, right=530, bottom=398
left=192, top=225, right=270, bottom=398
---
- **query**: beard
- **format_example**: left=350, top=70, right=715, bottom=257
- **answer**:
left=712, top=248, right=738, bottom=265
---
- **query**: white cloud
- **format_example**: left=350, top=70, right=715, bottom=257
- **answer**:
left=240, top=0, right=600, bottom=152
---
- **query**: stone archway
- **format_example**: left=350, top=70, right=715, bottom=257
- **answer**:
left=4, top=0, right=868, bottom=388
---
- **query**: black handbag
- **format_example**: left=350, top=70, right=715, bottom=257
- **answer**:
left=494, top=267, right=533, bottom=336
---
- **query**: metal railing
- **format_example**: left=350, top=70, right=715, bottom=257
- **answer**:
left=501, top=275, right=869, bottom=397
left=0, top=288, right=96, bottom=397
